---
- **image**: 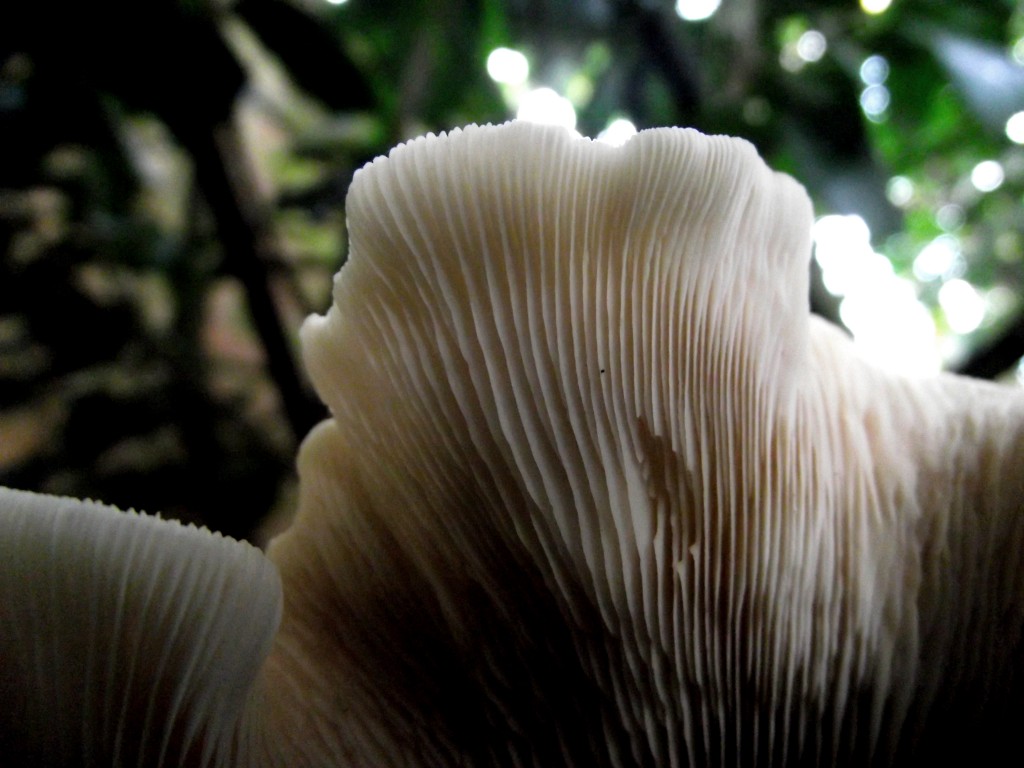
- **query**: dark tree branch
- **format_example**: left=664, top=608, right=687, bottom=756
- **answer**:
left=38, top=2, right=325, bottom=440
left=618, top=0, right=702, bottom=120
left=233, top=0, right=373, bottom=113
left=183, top=121, right=325, bottom=441
left=954, top=312, right=1024, bottom=380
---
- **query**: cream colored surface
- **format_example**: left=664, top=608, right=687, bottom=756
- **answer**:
left=3, top=123, right=1024, bottom=766
left=0, top=488, right=281, bottom=766
left=267, top=123, right=1024, bottom=764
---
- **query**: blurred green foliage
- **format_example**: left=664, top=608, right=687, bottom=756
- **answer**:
left=2, top=0, right=1024, bottom=536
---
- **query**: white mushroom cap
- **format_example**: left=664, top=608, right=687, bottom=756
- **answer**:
left=0, top=487, right=280, bottom=766
left=269, top=122, right=1024, bottom=765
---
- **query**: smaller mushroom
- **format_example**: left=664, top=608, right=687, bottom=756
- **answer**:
left=0, top=487, right=280, bottom=766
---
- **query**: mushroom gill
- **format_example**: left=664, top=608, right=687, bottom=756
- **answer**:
left=2, top=121, right=1024, bottom=767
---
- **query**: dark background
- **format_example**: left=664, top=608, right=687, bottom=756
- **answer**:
left=2, top=0, right=1023, bottom=540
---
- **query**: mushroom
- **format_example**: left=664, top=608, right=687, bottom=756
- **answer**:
left=3, top=121, right=1024, bottom=766
left=0, top=488, right=281, bottom=765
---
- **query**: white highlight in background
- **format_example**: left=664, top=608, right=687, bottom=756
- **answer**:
left=913, top=236, right=962, bottom=282
left=597, top=118, right=638, bottom=146
left=1007, top=111, right=1024, bottom=144
left=839, top=280, right=939, bottom=374
left=859, top=55, right=890, bottom=85
left=860, top=0, right=892, bottom=14
left=796, top=31, right=827, bottom=63
left=860, top=85, right=891, bottom=118
left=675, top=0, right=721, bottom=22
left=813, top=214, right=940, bottom=374
left=939, top=279, right=986, bottom=334
left=886, top=176, right=914, bottom=207
left=812, top=214, right=874, bottom=297
left=516, top=88, right=577, bottom=132
left=971, top=160, right=1004, bottom=192
left=487, top=48, right=530, bottom=86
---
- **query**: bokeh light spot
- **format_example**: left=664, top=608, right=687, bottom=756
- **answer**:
left=1006, top=111, right=1024, bottom=144
left=597, top=118, right=638, bottom=147
left=486, top=47, right=530, bottom=86
left=674, top=0, right=721, bottom=22
left=939, top=279, right=987, bottom=334
left=971, top=160, right=1004, bottom=192
left=516, top=88, right=577, bottom=132
left=860, top=0, right=892, bottom=14
left=796, top=31, right=827, bottom=63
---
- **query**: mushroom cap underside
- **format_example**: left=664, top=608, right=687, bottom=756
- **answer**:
left=3, top=122, right=1024, bottom=767
left=0, top=487, right=281, bottom=766
left=271, top=122, right=1024, bottom=765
